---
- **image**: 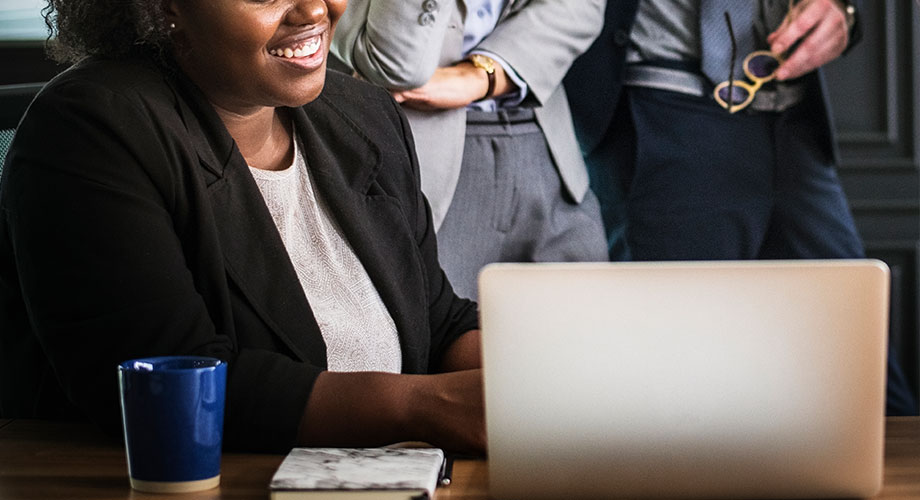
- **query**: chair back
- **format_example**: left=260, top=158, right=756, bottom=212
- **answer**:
left=0, top=82, right=44, bottom=173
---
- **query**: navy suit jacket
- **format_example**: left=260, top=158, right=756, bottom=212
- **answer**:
left=562, top=1, right=920, bottom=417
left=565, top=0, right=863, bottom=163
left=0, top=55, right=478, bottom=451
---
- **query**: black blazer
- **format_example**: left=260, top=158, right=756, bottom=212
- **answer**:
left=0, top=56, right=478, bottom=452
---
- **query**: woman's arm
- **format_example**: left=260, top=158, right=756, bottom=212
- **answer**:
left=297, top=367, right=486, bottom=454
left=353, top=0, right=605, bottom=111
left=332, top=0, right=458, bottom=89
left=477, top=0, right=605, bottom=105
left=437, top=328, right=481, bottom=372
left=390, top=62, right=517, bottom=111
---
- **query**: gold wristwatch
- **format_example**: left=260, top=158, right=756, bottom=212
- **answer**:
left=469, top=54, right=496, bottom=100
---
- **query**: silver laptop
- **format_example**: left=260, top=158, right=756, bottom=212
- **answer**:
left=479, top=260, right=888, bottom=499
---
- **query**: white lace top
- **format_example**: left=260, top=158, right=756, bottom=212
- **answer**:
left=248, top=133, right=402, bottom=373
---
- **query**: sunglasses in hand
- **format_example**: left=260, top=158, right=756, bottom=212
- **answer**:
left=713, top=50, right=783, bottom=113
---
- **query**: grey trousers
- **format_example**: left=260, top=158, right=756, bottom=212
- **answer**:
left=436, top=108, right=608, bottom=300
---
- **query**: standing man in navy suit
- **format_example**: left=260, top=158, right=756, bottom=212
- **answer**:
left=565, top=0, right=917, bottom=415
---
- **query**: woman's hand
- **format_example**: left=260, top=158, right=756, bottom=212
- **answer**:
left=392, top=64, right=488, bottom=111
left=297, top=368, right=486, bottom=455
left=412, top=369, right=487, bottom=455
left=392, top=61, right=517, bottom=111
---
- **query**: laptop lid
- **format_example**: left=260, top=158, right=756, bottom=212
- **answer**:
left=479, top=260, right=887, bottom=499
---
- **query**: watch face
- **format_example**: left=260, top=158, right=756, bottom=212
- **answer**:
left=469, top=54, right=496, bottom=99
left=472, top=55, right=495, bottom=73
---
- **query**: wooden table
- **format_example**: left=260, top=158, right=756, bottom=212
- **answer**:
left=0, top=418, right=917, bottom=499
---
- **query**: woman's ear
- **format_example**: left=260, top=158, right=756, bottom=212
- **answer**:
left=163, top=0, right=181, bottom=30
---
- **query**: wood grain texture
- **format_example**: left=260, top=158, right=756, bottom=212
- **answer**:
left=0, top=418, right=917, bottom=499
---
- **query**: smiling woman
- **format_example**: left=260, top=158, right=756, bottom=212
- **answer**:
left=0, top=0, right=486, bottom=455
left=168, top=0, right=344, bottom=122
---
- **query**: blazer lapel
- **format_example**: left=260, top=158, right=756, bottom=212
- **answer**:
left=170, top=73, right=430, bottom=372
left=172, top=76, right=327, bottom=368
left=293, top=95, right=430, bottom=372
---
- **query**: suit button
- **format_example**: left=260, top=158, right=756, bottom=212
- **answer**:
left=422, top=0, right=438, bottom=12
left=613, top=29, right=630, bottom=46
left=418, top=11, right=436, bottom=26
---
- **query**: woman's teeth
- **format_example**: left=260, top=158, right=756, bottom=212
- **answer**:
left=269, top=38, right=321, bottom=58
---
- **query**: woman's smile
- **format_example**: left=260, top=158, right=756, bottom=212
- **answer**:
left=268, top=32, right=326, bottom=70
left=169, top=0, right=346, bottom=111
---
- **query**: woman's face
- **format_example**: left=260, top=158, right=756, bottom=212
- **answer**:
left=168, top=0, right=347, bottom=114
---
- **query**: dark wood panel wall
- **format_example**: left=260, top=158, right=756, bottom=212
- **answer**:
left=825, top=0, right=920, bottom=405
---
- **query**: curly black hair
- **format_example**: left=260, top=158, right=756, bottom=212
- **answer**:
left=43, top=0, right=172, bottom=64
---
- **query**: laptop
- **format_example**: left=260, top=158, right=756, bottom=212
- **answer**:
left=479, top=260, right=888, bottom=499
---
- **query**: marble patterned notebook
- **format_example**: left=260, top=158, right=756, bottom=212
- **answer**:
left=269, top=447, right=445, bottom=499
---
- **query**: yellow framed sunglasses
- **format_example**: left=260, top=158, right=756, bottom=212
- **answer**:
left=711, top=2, right=796, bottom=114
left=713, top=50, right=784, bottom=113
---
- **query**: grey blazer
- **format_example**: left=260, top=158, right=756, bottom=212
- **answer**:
left=332, top=0, right=605, bottom=228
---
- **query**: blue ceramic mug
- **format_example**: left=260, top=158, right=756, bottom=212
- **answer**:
left=118, top=356, right=226, bottom=493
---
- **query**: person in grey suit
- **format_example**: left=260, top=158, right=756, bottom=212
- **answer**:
left=332, top=0, right=609, bottom=300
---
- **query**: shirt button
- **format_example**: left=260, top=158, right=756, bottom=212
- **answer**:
left=418, top=11, right=436, bottom=26
left=613, top=29, right=629, bottom=46
left=422, top=0, right=438, bottom=12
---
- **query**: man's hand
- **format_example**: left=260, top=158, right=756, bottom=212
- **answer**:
left=767, top=0, right=850, bottom=81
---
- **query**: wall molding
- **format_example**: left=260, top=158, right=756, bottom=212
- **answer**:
left=828, top=0, right=920, bottom=407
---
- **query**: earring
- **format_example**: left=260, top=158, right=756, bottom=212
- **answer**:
left=169, top=22, right=176, bottom=30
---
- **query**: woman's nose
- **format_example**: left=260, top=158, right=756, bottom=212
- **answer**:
left=286, top=0, right=327, bottom=25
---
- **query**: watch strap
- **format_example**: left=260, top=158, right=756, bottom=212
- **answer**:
left=469, top=54, right=496, bottom=100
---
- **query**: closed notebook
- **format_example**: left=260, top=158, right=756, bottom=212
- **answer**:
left=269, top=447, right=445, bottom=500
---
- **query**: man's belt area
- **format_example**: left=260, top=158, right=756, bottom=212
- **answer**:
left=623, top=64, right=806, bottom=113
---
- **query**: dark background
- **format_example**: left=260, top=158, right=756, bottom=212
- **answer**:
left=823, top=0, right=919, bottom=406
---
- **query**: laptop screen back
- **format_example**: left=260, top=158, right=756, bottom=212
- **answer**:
left=479, top=260, right=887, bottom=499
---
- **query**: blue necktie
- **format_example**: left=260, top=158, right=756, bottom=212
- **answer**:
left=699, top=0, right=757, bottom=85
